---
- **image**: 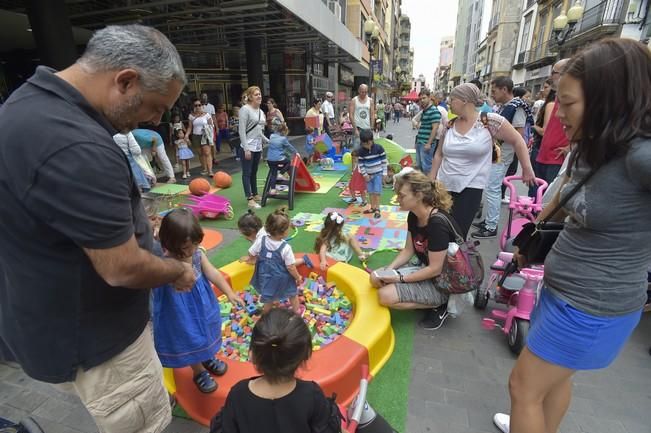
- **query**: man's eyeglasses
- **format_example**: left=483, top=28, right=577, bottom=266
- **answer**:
left=194, top=104, right=202, bottom=107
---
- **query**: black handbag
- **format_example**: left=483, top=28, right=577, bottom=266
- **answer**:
left=513, top=165, right=596, bottom=264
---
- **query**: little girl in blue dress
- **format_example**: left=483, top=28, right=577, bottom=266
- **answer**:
left=247, top=208, right=303, bottom=314
left=153, top=208, right=243, bottom=393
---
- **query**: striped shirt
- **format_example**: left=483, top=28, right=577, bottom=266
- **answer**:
left=416, top=104, right=442, bottom=145
left=358, top=143, right=388, bottom=177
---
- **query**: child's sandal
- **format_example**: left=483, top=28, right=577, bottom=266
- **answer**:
left=374, top=210, right=381, bottom=218
left=193, top=370, right=218, bottom=393
left=362, top=208, right=376, bottom=214
left=202, top=358, right=228, bottom=376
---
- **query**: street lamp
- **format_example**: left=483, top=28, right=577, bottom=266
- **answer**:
left=552, top=0, right=585, bottom=46
left=364, top=17, right=380, bottom=97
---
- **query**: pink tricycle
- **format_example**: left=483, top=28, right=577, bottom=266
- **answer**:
left=500, top=175, right=548, bottom=251
left=185, top=194, right=234, bottom=220
left=481, top=267, right=544, bottom=354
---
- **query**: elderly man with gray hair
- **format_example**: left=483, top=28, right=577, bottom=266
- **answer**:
left=0, top=25, right=191, bottom=433
left=321, top=91, right=335, bottom=135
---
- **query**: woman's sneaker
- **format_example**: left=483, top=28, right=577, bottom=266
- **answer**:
left=248, top=199, right=261, bottom=209
left=493, top=413, right=510, bottom=433
left=419, top=304, right=449, bottom=330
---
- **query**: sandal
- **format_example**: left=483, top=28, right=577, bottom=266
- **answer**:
left=374, top=210, right=381, bottom=218
left=202, top=358, right=228, bottom=376
left=363, top=208, right=376, bottom=214
left=193, top=370, right=217, bottom=393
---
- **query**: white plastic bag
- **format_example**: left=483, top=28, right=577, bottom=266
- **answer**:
left=447, top=292, right=474, bottom=318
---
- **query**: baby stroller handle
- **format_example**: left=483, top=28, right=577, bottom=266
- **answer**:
left=503, top=175, right=548, bottom=207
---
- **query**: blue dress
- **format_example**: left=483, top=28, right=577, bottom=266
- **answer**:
left=152, top=250, right=222, bottom=368
left=251, top=236, right=297, bottom=302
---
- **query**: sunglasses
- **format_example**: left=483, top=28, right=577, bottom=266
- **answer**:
left=194, top=104, right=202, bottom=107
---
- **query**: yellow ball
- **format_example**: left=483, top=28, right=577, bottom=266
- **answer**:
left=342, top=152, right=352, bottom=166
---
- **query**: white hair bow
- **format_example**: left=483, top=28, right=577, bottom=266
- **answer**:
left=330, top=212, right=344, bottom=224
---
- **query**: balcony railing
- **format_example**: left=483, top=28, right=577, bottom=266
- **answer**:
left=574, top=0, right=624, bottom=34
left=526, top=0, right=536, bottom=9
left=524, top=40, right=555, bottom=65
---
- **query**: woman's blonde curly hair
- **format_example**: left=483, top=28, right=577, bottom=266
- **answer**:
left=394, top=171, right=453, bottom=212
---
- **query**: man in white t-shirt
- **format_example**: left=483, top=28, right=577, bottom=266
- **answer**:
left=348, top=84, right=374, bottom=148
left=201, top=93, right=217, bottom=159
left=472, top=77, right=527, bottom=239
left=321, top=91, right=335, bottom=135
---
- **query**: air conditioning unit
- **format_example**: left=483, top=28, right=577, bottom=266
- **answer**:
left=328, top=0, right=343, bottom=22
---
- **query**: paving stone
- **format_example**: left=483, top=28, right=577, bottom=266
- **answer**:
left=31, top=416, right=88, bottom=433
left=5, top=388, right=49, bottom=413
left=32, top=397, right=78, bottom=423
left=0, top=381, right=23, bottom=406
left=60, top=405, right=98, bottom=433
left=422, top=401, right=469, bottom=428
left=569, top=412, right=628, bottom=433
left=0, top=403, right=31, bottom=423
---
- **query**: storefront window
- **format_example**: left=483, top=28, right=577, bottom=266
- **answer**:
left=284, top=75, right=306, bottom=117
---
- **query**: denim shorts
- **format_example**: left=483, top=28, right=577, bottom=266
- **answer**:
left=527, top=287, right=642, bottom=370
left=366, top=173, right=383, bottom=194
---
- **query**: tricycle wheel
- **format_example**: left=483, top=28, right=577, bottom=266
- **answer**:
left=508, top=319, right=529, bottom=355
left=225, top=210, right=235, bottom=220
left=473, top=286, right=489, bottom=310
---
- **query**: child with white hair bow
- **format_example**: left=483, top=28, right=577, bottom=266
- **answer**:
left=314, top=211, right=366, bottom=270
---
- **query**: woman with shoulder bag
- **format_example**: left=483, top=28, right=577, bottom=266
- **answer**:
left=186, top=98, right=215, bottom=176
left=369, top=171, right=464, bottom=330
left=493, top=39, right=651, bottom=433
left=239, top=86, right=269, bottom=209
left=430, top=83, right=534, bottom=238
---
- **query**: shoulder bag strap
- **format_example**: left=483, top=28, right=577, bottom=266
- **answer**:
left=540, top=166, right=597, bottom=224
left=430, top=211, right=465, bottom=245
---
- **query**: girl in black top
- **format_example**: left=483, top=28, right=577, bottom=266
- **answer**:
left=210, top=309, right=341, bottom=433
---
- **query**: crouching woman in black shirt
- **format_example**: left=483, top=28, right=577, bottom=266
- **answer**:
left=370, top=170, right=461, bottom=330
left=210, top=308, right=341, bottom=433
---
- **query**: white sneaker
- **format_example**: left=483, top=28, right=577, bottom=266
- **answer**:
left=166, top=178, right=177, bottom=184
left=493, top=413, right=510, bottom=433
left=502, top=194, right=510, bottom=204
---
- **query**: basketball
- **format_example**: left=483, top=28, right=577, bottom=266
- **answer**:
left=213, top=171, right=232, bottom=188
left=189, top=178, right=211, bottom=196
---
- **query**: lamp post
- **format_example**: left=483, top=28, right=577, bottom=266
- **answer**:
left=364, top=17, right=380, bottom=100
left=552, top=0, right=585, bottom=48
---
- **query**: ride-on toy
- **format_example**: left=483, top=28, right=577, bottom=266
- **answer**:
left=185, top=194, right=234, bottom=220
left=481, top=267, right=544, bottom=354
left=500, top=175, right=547, bottom=251
left=343, top=365, right=397, bottom=433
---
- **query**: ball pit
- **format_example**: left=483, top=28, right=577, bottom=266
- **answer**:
left=219, top=278, right=353, bottom=362
left=162, top=256, right=394, bottom=427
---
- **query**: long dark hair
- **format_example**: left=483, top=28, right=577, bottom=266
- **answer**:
left=158, top=208, right=204, bottom=257
left=314, top=211, right=346, bottom=253
left=563, top=38, right=651, bottom=169
left=535, top=88, right=556, bottom=128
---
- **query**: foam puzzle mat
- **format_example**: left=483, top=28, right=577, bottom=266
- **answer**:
left=293, top=205, right=408, bottom=250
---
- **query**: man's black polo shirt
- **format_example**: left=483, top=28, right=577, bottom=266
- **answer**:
left=0, top=66, right=152, bottom=383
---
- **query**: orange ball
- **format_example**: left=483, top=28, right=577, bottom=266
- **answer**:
left=213, top=171, right=232, bottom=188
left=189, top=178, right=211, bottom=196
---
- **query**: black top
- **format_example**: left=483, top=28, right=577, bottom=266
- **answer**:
left=211, top=378, right=340, bottom=433
left=0, top=66, right=152, bottom=382
left=407, top=209, right=459, bottom=266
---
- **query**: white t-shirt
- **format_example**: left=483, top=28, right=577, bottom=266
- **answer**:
left=500, top=107, right=526, bottom=164
left=174, top=138, right=189, bottom=149
left=202, top=103, right=216, bottom=116
left=438, top=113, right=505, bottom=193
left=249, top=235, right=295, bottom=266
left=112, top=132, right=141, bottom=156
left=321, top=99, right=335, bottom=119
left=189, top=113, right=211, bottom=135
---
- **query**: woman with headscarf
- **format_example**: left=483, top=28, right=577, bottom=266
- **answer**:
left=430, top=83, right=534, bottom=238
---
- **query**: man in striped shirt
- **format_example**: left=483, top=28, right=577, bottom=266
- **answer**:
left=415, top=89, right=442, bottom=174
left=358, top=129, right=388, bottom=219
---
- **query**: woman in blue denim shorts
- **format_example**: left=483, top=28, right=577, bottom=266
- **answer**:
left=494, top=39, right=651, bottom=433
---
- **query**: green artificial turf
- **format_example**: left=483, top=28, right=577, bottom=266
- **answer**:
left=174, top=168, right=414, bottom=432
